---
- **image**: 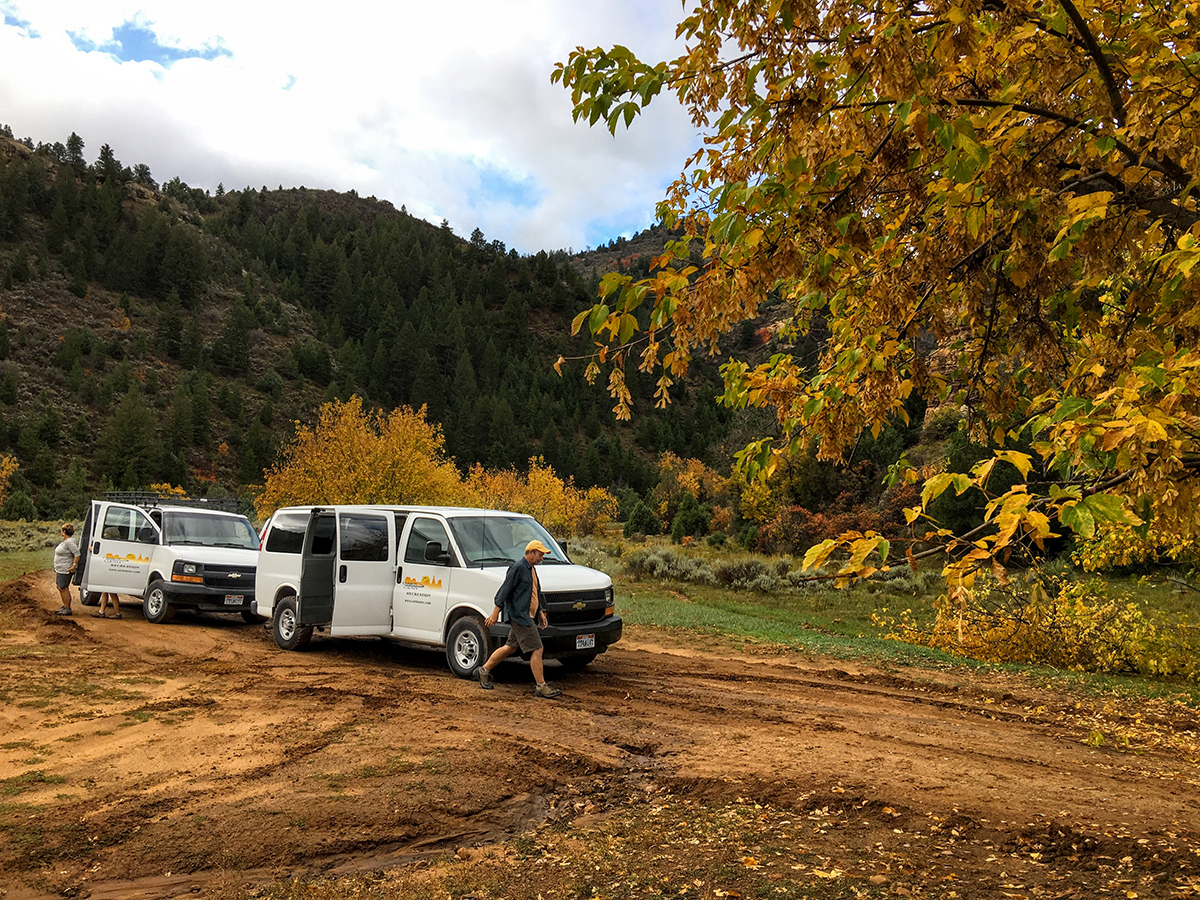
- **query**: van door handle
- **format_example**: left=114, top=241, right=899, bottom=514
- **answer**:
left=339, top=565, right=347, bottom=583
left=396, top=567, right=403, bottom=585
left=92, top=542, right=100, bottom=554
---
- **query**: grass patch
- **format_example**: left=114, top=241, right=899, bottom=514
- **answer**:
left=2, top=770, right=66, bottom=796
left=0, top=550, right=53, bottom=582
left=617, top=577, right=953, bottom=667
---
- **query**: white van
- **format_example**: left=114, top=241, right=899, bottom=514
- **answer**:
left=255, top=505, right=622, bottom=677
left=74, top=494, right=261, bottom=624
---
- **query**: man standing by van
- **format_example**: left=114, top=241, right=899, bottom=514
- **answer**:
left=476, top=540, right=562, bottom=698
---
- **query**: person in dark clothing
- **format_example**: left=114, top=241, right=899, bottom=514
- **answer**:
left=475, top=540, right=562, bottom=698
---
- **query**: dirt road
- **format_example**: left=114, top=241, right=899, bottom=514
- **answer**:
left=2, top=571, right=1198, bottom=899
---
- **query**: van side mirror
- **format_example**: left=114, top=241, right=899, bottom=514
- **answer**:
left=424, top=541, right=449, bottom=564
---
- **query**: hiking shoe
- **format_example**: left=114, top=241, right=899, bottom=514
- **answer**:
left=534, top=682, right=562, bottom=699
left=54, top=607, right=72, bottom=616
left=474, top=666, right=494, bottom=690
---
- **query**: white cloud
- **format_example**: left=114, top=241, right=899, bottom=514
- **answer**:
left=0, top=0, right=697, bottom=252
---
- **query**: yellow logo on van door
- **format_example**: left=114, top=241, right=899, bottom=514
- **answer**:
left=404, top=575, right=443, bottom=589
left=105, top=552, right=150, bottom=563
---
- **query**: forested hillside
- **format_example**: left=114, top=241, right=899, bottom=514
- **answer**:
left=0, top=128, right=734, bottom=521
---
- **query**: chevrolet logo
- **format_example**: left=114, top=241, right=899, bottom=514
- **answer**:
left=227, top=572, right=242, bottom=579
left=573, top=601, right=586, bottom=610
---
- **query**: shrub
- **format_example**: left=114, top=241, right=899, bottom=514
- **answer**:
left=0, top=489, right=36, bottom=521
left=624, top=500, right=662, bottom=537
left=878, top=573, right=1200, bottom=678
left=921, top=405, right=962, bottom=442
left=622, top=548, right=717, bottom=585
left=1074, top=525, right=1200, bottom=573
left=670, top=492, right=712, bottom=543
left=713, top=558, right=781, bottom=593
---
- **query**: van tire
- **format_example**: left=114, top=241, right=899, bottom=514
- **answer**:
left=446, top=616, right=491, bottom=679
left=144, top=581, right=176, bottom=624
left=273, top=597, right=312, bottom=651
left=81, top=591, right=101, bottom=607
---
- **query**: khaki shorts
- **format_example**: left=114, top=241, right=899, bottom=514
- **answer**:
left=506, top=622, right=543, bottom=656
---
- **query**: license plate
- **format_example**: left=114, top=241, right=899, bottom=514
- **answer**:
left=576, top=634, right=595, bottom=650
left=224, top=595, right=244, bottom=604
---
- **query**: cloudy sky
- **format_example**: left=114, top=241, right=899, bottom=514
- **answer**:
left=0, top=1, right=697, bottom=254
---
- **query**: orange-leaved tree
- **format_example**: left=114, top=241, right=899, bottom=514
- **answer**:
left=554, top=0, right=1200, bottom=587
left=463, top=458, right=618, bottom=536
left=0, top=455, right=16, bottom=507
left=255, top=397, right=463, bottom=518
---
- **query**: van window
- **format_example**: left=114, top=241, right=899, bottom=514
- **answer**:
left=101, top=506, right=157, bottom=543
left=339, top=513, right=389, bottom=562
left=163, top=511, right=259, bottom=549
left=405, top=517, right=453, bottom=565
left=308, top=515, right=336, bottom=556
left=265, top=513, right=310, bottom=554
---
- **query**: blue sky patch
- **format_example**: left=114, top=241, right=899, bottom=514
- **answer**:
left=3, top=12, right=37, bottom=37
left=69, top=20, right=230, bottom=65
left=477, top=165, right=540, bottom=210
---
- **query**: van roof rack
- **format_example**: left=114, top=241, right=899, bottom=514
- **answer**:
left=103, top=491, right=245, bottom=514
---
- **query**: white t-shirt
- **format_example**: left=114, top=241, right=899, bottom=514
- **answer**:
left=53, top=537, right=80, bottom=574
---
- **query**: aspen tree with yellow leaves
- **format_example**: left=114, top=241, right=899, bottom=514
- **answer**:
left=0, top=455, right=17, bottom=507
left=256, top=398, right=618, bottom=536
left=554, top=0, right=1200, bottom=587
left=255, top=397, right=463, bottom=518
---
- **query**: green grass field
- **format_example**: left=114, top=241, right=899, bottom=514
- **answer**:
left=0, top=550, right=52, bottom=583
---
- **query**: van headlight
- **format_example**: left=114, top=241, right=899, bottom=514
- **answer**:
left=173, top=562, right=204, bottom=584
left=604, top=586, right=614, bottom=616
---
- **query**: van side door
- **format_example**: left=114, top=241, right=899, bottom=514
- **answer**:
left=391, top=515, right=454, bottom=643
left=83, top=502, right=160, bottom=595
left=329, top=510, right=393, bottom=635
left=298, top=509, right=336, bottom=628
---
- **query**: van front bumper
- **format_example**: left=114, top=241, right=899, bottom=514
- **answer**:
left=158, top=581, right=256, bottom=613
left=489, top=615, right=622, bottom=659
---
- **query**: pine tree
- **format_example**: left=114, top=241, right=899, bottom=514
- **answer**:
left=65, top=132, right=85, bottom=169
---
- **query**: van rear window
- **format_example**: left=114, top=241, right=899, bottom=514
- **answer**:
left=265, top=513, right=309, bottom=554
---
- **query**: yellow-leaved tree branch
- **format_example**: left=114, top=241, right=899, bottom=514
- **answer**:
left=553, top=0, right=1200, bottom=587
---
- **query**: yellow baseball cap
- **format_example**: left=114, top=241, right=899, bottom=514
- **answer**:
left=525, top=540, right=551, bottom=554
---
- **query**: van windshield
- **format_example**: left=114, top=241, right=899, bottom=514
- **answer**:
left=163, top=512, right=260, bottom=549
left=447, top=516, right=567, bottom=567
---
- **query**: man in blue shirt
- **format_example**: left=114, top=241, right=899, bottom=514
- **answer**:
left=476, top=540, right=562, bottom=698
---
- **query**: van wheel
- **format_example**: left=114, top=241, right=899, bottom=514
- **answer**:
left=241, top=610, right=267, bottom=625
left=81, top=591, right=101, bottom=607
left=143, top=581, right=176, bottom=624
left=273, top=597, right=312, bottom=651
left=446, top=616, right=490, bottom=679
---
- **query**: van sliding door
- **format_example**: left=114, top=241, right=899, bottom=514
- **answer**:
left=299, top=510, right=336, bottom=628
left=330, top=511, right=393, bottom=635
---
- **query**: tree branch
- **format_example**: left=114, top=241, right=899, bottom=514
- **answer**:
left=1057, top=0, right=1128, bottom=126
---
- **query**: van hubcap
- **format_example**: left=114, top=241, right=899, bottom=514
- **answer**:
left=454, top=632, right=480, bottom=668
left=278, top=608, right=296, bottom=641
left=147, top=590, right=164, bottom=616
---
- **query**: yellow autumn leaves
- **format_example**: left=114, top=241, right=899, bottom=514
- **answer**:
left=254, top=397, right=616, bottom=536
